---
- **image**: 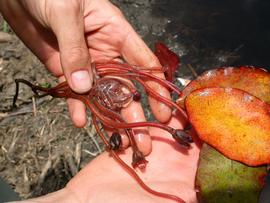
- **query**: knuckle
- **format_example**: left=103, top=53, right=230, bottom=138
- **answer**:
left=48, top=0, right=81, bottom=24
left=51, top=0, right=79, bottom=11
left=63, top=46, right=89, bottom=67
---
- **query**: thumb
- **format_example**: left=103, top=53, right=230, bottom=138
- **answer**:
left=50, top=3, right=92, bottom=93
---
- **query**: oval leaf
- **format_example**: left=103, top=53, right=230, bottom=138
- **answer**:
left=186, top=87, right=270, bottom=166
left=196, top=144, right=266, bottom=203
left=178, top=66, right=270, bottom=108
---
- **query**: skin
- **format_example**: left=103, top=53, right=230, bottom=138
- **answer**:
left=0, top=0, right=201, bottom=202
left=10, top=112, right=201, bottom=203
left=0, top=0, right=172, bottom=155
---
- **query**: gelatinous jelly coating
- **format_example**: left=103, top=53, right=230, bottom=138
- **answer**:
left=91, top=78, right=133, bottom=111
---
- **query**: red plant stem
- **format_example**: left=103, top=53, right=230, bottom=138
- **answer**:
left=92, top=115, right=110, bottom=146
left=135, top=78, right=188, bottom=119
left=99, top=68, right=181, bottom=94
left=74, top=94, right=178, bottom=138
left=94, top=72, right=188, bottom=119
left=85, top=96, right=175, bottom=133
left=15, top=80, right=177, bottom=138
left=92, top=99, right=140, bottom=153
left=100, top=75, right=138, bottom=95
left=99, top=72, right=177, bottom=110
left=100, top=69, right=181, bottom=94
left=95, top=63, right=182, bottom=94
left=92, top=116, right=185, bottom=203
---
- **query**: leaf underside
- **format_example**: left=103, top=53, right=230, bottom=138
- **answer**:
left=196, top=144, right=266, bottom=203
left=155, top=42, right=179, bottom=81
left=186, top=87, right=270, bottom=166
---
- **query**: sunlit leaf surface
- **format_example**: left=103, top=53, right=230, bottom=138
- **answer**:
left=186, top=87, right=270, bottom=166
left=178, top=66, right=270, bottom=108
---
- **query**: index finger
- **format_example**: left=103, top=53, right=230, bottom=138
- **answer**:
left=120, top=22, right=172, bottom=123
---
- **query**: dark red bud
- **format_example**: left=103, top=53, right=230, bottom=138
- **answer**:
left=109, top=132, right=122, bottom=150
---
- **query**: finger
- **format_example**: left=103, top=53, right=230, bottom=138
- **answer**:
left=104, top=75, right=152, bottom=155
left=117, top=77, right=152, bottom=155
left=49, top=2, right=93, bottom=93
left=120, top=22, right=172, bottom=123
left=67, top=98, right=87, bottom=128
left=1, top=1, right=88, bottom=128
left=121, top=101, right=152, bottom=155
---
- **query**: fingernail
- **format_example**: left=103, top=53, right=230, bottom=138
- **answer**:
left=71, top=70, right=92, bottom=92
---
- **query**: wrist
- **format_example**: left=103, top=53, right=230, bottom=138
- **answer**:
left=8, top=188, right=80, bottom=203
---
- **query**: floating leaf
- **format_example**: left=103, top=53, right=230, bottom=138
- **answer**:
left=196, top=144, right=266, bottom=203
left=178, top=66, right=270, bottom=108
left=185, top=87, right=270, bottom=166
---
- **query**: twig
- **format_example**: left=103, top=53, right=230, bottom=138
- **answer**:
left=37, top=154, right=58, bottom=186
left=82, top=149, right=100, bottom=157
left=66, top=154, right=78, bottom=176
left=32, top=96, right=37, bottom=117
left=0, top=31, right=12, bottom=42
left=38, top=124, right=46, bottom=137
left=0, top=110, right=33, bottom=118
left=8, top=129, right=19, bottom=155
left=23, top=164, right=30, bottom=194
left=1, top=145, right=8, bottom=157
left=3, top=21, right=8, bottom=32
left=0, top=97, right=48, bottom=124
left=75, top=142, right=82, bottom=168
left=85, top=122, right=103, bottom=154
left=187, top=63, right=198, bottom=78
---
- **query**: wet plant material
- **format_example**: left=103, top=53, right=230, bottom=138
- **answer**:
left=13, top=43, right=191, bottom=203
left=12, top=41, right=270, bottom=202
left=180, top=66, right=270, bottom=203
left=196, top=144, right=266, bottom=203
left=181, top=66, right=270, bottom=166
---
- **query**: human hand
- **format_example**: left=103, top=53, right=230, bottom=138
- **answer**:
left=0, top=0, right=172, bottom=154
left=13, top=112, right=201, bottom=203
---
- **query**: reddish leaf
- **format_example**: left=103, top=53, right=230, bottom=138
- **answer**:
left=178, top=66, right=270, bottom=108
left=185, top=87, right=270, bottom=166
left=154, top=42, right=180, bottom=82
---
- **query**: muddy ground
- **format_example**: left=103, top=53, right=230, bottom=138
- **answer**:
left=0, top=0, right=270, bottom=200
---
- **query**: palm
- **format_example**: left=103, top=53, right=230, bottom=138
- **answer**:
left=31, top=0, right=158, bottom=77
left=66, top=115, right=201, bottom=203
left=2, top=0, right=200, bottom=202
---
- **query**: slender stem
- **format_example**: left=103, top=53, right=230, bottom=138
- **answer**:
left=92, top=72, right=187, bottom=119
left=13, top=79, right=49, bottom=107
left=92, top=99, right=140, bottom=153
left=99, top=68, right=182, bottom=94
left=135, top=78, right=188, bottom=119
left=92, top=116, right=110, bottom=146
left=88, top=97, right=175, bottom=133
left=95, top=63, right=182, bottom=94
left=71, top=94, right=177, bottom=140
left=13, top=77, right=186, bottom=202
left=92, top=116, right=185, bottom=203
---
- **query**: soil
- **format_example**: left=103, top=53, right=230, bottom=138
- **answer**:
left=0, top=0, right=270, bottom=200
